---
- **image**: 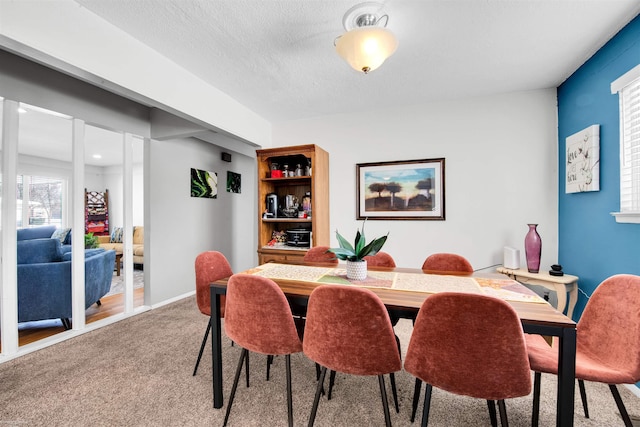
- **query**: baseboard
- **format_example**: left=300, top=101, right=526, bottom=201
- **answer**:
left=150, top=290, right=195, bottom=309
left=624, top=383, right=640, bottom=398
left=0, top=307, right=151, bottom=364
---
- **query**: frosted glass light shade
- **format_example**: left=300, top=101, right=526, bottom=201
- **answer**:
left=335, top=26, right=398, bottom=74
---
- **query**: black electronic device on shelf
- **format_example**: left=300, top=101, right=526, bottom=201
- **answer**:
left=549, top=264, right=564, bottom=276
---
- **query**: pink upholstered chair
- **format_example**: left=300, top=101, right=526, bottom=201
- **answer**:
left=527, top=274, right=640, bottom=427
left=321, top=250, right=399, bottom=404
left=303, top=284, right=402, bottom=427
left=303, top=246, right=338, bottom=265
left=405, top=292, right=532, bottom=426
left=193, top=251, right=233, bottom=376
left=364, top=251, right=397, bottom=268
left=223, top=273, right=303, bottom=427
left=421, top=252, right=473, bottom=272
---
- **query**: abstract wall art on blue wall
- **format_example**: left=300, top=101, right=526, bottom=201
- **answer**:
left=565, top=124, right=600, bottom=194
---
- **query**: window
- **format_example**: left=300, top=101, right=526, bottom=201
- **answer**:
left=611, top=65, right=640, bottom=224
left=16, top=175, right=64, bottom=228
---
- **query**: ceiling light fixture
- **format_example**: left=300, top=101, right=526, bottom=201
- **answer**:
left=335, top=2, right=398, bottom=74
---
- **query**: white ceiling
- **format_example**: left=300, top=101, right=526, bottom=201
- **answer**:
left=9, top=1, right=640, bottom=166
left=72, top=0, right=640, bottom=123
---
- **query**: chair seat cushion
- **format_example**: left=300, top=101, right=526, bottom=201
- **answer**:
left=526, top=334, right=638, bottom=384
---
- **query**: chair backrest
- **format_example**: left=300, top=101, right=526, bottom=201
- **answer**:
left=195, top=251, right=233, bottom=317
left=363, top=251, right=396, bottom=267
left=404, top=292, right=531, bottom=400
left=303, top=284, right=401, bottom=376
left=421, top=253, right=473, bottom=272
left=224, top=273, right=302, bottom=356
left=577, top=274, right=640, bottom=381
left=303, top=246, right=338, bottom=265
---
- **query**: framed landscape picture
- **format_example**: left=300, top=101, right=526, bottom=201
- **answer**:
left=356, top=158, right=445, bottom=220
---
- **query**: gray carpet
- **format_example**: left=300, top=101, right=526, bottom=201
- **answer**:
left=1, top=295, right=639, bottom=426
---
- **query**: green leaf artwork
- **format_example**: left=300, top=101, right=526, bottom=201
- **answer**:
left=226, top=171, right=241, bottom=193
left=191, top=168, right=218, bottom=198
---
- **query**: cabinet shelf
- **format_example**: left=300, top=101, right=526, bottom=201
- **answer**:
left=262, top=218, right=312, bottom=223
left=256, top=144, right=329, bottom=264
left=261, top=176, right=311, bottom=183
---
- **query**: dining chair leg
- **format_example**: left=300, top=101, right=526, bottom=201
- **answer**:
left=411, top=378, right=422, bottom=422
left=609, top=384, right=633, bottom=427
left=487, top=400, right=497, bottom=427
left=328, top=370, right=337, bottom=400
left=497, top=399, right=509, bottom=427
left=578, top=379, right=589, bottom=418
left=286, top=354, right=294, bottom=427
left=378, top=374, right=392, bottom=427
left=389, top=373, right=399, bottom=413
left=267, top=355, right=274, bottom=380
left=420, top=383, right=433, bottom=427
left=193, top=320, right=249, bottom=382
left=313, top=363, right=326, bottom=396
left=308, top=366, right=327, bottom=427
left=192, top=320, right=211, bottom=376
left=245, top=351, right=250, bottom=387
left=223, top=348, right=248, bottom=427
left=532, top=372, right=541, bottom=427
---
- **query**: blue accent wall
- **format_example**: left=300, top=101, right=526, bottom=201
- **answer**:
left=558, top=14, right=640, bottom=322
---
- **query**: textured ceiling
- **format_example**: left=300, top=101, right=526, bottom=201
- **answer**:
left=68, top=1, right=640, bottom=123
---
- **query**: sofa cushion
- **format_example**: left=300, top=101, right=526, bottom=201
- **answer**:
left=51, top=227, right=71, bottom=244
left=63, top=229, right=73, bottom=245
left=110, top=227, right=124, bottom=243
left=61, top=248, right=105, bottom=261
left=17, top=238, right=62, bottom=264
left=99, top=242, right=121, bottom=252
left=132, top=244, right=144, bottom=257
left=17, top=225, right=56, bottom=241
left=133, top=226, right=144, bottom=245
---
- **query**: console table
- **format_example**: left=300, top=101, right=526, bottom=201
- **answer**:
left=497, top=267, right=578, bottom=319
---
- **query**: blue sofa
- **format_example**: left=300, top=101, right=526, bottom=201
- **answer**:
left=17, top=224, right=73, bottom=254
left=17, top=237, right=115, bottom=327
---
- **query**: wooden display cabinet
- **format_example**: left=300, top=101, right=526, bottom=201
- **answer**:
left=256, top=144, right=329, bottom=264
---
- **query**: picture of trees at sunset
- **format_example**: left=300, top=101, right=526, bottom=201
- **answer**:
left=357, top=159, right=445, bottom=220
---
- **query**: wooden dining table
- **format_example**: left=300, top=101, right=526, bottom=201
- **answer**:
left=209, top=263, right=577, bottom=426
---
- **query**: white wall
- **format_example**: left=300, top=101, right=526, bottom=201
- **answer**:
left=147, top=136, right=256, bottom=305
left=273, top=89, right=559, bottom=271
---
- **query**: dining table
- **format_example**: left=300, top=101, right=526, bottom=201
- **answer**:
left=209, top=262, right=577, bottom=427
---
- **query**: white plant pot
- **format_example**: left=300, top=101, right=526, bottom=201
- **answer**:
left=346, top=260, right=367, bottom=281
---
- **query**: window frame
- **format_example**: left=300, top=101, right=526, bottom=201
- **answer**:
left=611, top=64, right=640, bottom=224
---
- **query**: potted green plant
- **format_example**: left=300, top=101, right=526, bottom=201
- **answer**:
left=327, top=220, right=388, bottom=280
left=84, top=232, right=100, bottom=249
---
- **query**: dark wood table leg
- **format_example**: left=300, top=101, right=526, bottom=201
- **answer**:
left=557, top=327, right=576, bottom=426
left=116, top=253, right=122, bottom=276
left=210, top=285, right=224, bottom=408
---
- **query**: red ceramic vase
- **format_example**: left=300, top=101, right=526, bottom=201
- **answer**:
left=524, top=224, right=542, bottom=273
